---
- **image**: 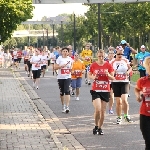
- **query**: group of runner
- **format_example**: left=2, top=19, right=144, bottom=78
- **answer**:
left=1, top=39, right=149, bottom=150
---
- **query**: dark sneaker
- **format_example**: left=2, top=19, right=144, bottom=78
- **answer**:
left=71, top=92, right=75, bottom=96
left=124, top=116, right=133, bottom=123
left=53, top=72, right=54, bottom=76
left=66, top=106, right=70, bottom=113
left=88, top=82, right=91, bottom=85
left=116, top=117, right=122, bottom=124
left=93, top=126, right=98, bottom=135
left=97, top=128, right=104, bottom=135
left=128, top=94, right=130, bottom=97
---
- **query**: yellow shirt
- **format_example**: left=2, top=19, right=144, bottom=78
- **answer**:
left=71, top=60, right=85, bottom=79
left=80, top=49, right=93, bottom=66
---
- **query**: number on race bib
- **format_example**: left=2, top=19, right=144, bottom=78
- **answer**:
left=115, top=74, right=126, bottom=80
left=61, top=69, right=70, bottom=75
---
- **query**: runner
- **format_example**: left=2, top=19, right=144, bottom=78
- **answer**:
left=81, top=43, right=93, bottom=85
left=22, top=46, right=29, bottom=74
left=41, top=50, right=48, bottom=77
left=135, top=45, right=150, bottom=77
left=71, top=52, right=85, bottom=100
left=30, top=49, right=42, bottom=89
left=54, top=47, right=73, bottom=113
left=134, top=56, right=150, bottom=150
left=107, top=51, right=115, bottom=114
left=17, top=49, right=22, bottom=69
left=110, top=46, right=133, bottom=124
left=13, top=48, right=18, bottom=70
left=88, top=49, right=114, bottom=135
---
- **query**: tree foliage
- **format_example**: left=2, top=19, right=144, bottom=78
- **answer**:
left=0, top=0, right=34, bottom=42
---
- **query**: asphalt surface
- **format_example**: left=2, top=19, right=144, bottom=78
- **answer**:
left=19, top=64, right=145, bottom=150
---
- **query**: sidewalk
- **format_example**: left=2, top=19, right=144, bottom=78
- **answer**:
left=0, top=69, right=63, bottom=150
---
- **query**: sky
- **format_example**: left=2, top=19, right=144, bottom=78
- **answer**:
left=31, top=4, right=88, bottom=20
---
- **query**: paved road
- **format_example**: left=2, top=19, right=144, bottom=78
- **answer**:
left=19, top=65, right=145, bottom=150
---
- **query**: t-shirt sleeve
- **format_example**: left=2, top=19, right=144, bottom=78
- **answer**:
left=108, top=63, right=114, bottom=73
left=89, top=63, right=93, bottom=73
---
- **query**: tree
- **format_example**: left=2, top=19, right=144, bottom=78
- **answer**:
left=0, top=0, right=34, bottom=42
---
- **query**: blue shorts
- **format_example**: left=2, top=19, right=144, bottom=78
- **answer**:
left=71, top=78, right=82, bottom=89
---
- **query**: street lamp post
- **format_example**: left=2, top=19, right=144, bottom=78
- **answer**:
left=52, top=24, right=55, bottom=48
left=98, top=3, right=102, bottom=49
left=46, top=29, right=48, bottom=48
left=61, top=21, right=63, bottom=47
left=73, top=13, right=76, bottom=52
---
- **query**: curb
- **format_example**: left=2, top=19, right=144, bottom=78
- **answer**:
left=13, top=71, right=86, bottom=150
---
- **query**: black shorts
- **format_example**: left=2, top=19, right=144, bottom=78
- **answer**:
left=90, top=90, right=110, bottom=102
left=14, top=59, right=18, bottom=62
left=24, top=59, right=28, bottom=64
left=32, top=69, right=41, bottom=79
left=110, top=83, right=112, bottom=89
left=17, top=58, right=21, bottom=63
left=112, top=82, right=129, bottom=97
left=58, top=78, right=71, bottom=96
left=41, top=65, right=46, bottom=70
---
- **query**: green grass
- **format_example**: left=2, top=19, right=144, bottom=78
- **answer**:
left=131, top=73, right=140, bottom=83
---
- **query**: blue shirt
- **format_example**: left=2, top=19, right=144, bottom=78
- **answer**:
left=123, top=46, right=131, bottom=61
left=135, top=51, right=150, bottom=70
left=53, top=51, right=59, bottom=59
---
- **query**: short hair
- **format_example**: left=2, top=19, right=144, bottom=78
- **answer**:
left=97, top=49, right=104, bottom=54
left=61, top=47, right=69, bottom=52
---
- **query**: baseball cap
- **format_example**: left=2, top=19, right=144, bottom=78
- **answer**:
left=141, top=45, right=145, bottom=49
left=120, top=40, right=127, bottom=45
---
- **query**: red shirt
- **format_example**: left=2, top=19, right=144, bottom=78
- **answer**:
left=17, top=51, right=22, bottom=58
left=89, top=61, right=113, bottom=92
left=137, top=76, right=150, bottom=116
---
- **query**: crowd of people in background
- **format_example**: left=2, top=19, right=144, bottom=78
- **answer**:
left=0, top=39, right=150, bottom=150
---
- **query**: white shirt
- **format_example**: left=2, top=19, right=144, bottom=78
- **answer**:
left=30, top=55, right=42, bottom=70
left=56, top=56, right=73, bottom=79
left=50, top=53, right=56, bottom=63
left=4, top=53, right=11, bottom=60
left=41, top=55, right=47, bottom=66
left=13, top=51, right=18, bottom=59
left=111, top=58, right=129, bottom=82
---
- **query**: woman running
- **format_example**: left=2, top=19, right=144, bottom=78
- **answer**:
left=89, top=49, right=114, bottom=135
left=134, top=56, right=150, bottom=150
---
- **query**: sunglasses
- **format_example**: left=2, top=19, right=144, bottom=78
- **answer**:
left=117, top=53, right=123, bottom=55
left=75, top=55, right=78, bottom=56
left=109, top=53, right=114, bottom=54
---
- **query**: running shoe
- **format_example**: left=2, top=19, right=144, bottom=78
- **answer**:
left=116, top=117, right=122, bottom=124
left=71, top=91, right=75, bottom=97
left=66, top=106, right=70, bottom=113
left=93, top=126, right=98, bottom=135
left=124, top=115, right=133, bottom=123
left=62, top=105, right=66, bottom=113
left=108, top=110, right=114, bottom=114
left=76, top=97, right=79, bottom=101
left=97, top=128, right=104, bottom=135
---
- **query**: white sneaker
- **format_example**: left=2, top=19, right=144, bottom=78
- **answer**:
left=66, top=106, right=70, bottom=113
left=62, top=105, right=66, bottom=113
left=33, top=82, right=35, bottom=88
left=36, top=86, right=39, bottom=89
left=76, top=97, right=79, bottom=101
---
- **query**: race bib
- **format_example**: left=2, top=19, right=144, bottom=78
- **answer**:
left=61, top=69, right=70, bottom=75
left=93, top=81, right=110, bottom=92
left=35, top=63, right=40, bottom=68
left=143, top=87, right=150, bottom=113
left=115, top=73, right=126, bottom=80
left=74, top=70, right=82, bottom=77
